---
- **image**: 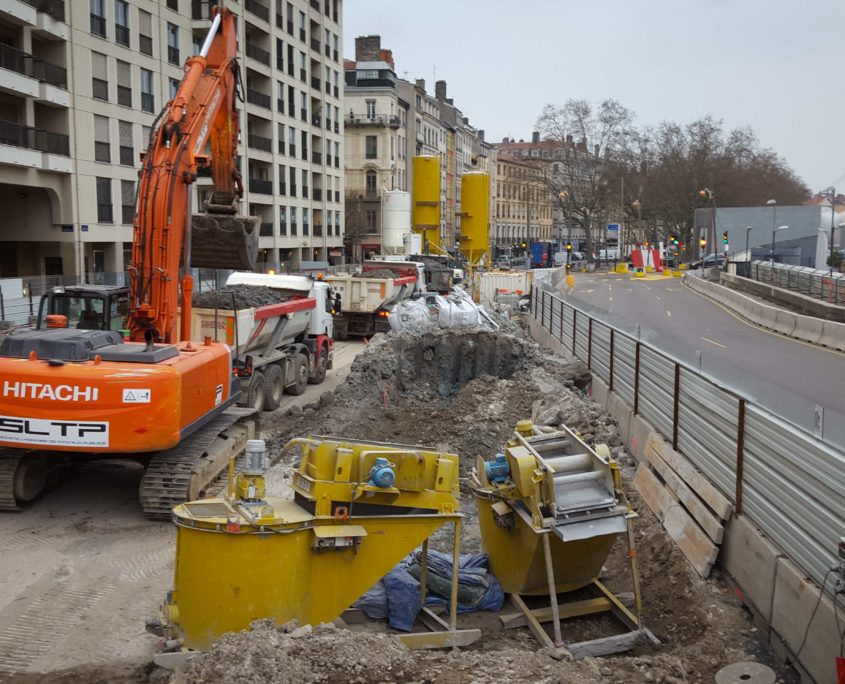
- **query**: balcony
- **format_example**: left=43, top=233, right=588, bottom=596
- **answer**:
left=310, top=0, right=319, bottom=10
left=312, top=188, right=322, bottom=201
left=311, top=151, right=321, bottom=165
left=246, top=88, right=271, bottom=109
left=245, top=43, right=270, bottom=66
left=0, top=120, right=69, bottom=156
left=245, top=0, right=269, bottom=22
left=310, top=37, right=320, bottom=53
left=345, top=114, right=400, bottom=128
left=259, top=221, right=274, bottom=236
left=249, top=178, right=273, bottom=194
left=311, top=115, right=321, bottom=128
left=0, top=43, right=67, bottom=90
left=22, top=0, right=66, bottom=23
left=313, top=223, right=323, bottom=236
left=310, top=76, right=320, bottom=91
left=247, top=133, right=271, bottom=153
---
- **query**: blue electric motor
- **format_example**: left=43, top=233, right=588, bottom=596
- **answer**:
left=368, top=457, right=396, bottom=488
left=485, top=453, right=511, bottom=484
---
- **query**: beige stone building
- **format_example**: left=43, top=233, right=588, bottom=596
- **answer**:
left=494, top=152, right=554, bottom=254
left=0, top=0, right=344, bottom=283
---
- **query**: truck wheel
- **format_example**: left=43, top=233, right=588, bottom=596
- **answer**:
left=245, top=371, right=266, bottom=411
left=286, top=354, right=308, bottom=395
left=263, top=364, right=284, bottom=412
left=308, top=345, right=328, bottom=385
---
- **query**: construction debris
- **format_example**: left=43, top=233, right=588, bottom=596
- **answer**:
left=192, top=284, right=300, bottom=309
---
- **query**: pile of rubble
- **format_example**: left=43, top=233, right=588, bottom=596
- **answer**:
left=187, top=326, right=792, bottom=684
left=192, top=284, right=298, bottom=309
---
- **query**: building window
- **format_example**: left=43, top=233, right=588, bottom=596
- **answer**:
left=366, top=209, right=377, bottom=234
left=288, top=126, right=296, bottom=157
left=298, top=10, right=305, bottom=41
left=300, top=91, right=307, bottom=122
left=289, top=166, right=296, bottom=196
left=277, top=123, right=285, bottom=155
left=275, top=38, right=284, bottom=70
left=299, top=51, right=306, bottom=83
left=91, top=52, right=108, bottom=101
left=287, top=44, right=294, bottom=77
left=302, top=207, right=309, bottom=236
left=365, top=170, right=377, bottom=196
left=96, top=177, right=113, bottom=223
left=166, top=0, right=178, bottom=10
left=301, top=130, right=307, bottom=161
left=138, top=10, right=153, bottom=56
left=365, top=99, right=376, bottom=120
left=94, top=115, right=110, bottom=162
left=119, top=120, right=134, bottom=166
left=334, top=141, right=339, bottom=168
left=121, top=179, right=135, bottom=224
left=90, top=0, right=106, bottom=37
left=279, top=207, right=287, bottom=235
left=365, top=136, right=377, bottom=160
left=114, top=0, right=129, bottom=46
left=167, top=23, right=180, bottom=65
left=290, top=206, right=297, bottom=235
left=278, top=164, right=286, bottom=194
left=301, top=168, right=308, bottom=198
left=140, top=69, right=154, bottom=113
left=116, top=60, right=131, bottom=106
left=169, top=78, right=179, bottom=100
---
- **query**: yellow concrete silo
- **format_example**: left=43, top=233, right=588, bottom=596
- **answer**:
left=459, top=171, right=490, bottom=267
left=412, top=155, right=441, bottom=252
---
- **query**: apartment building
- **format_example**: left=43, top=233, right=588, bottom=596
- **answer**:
left=0, top=0, right=344, bottom=281
left=344, top=35, right=492, bottom=256
left=493, top=152, right=554, bottom=254
left=342, top=35, right=407, bottom=260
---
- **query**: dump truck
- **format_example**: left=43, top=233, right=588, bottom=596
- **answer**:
left=190, top=272, right=334, bottom=412
left=326, top=261, right=420, bottom=339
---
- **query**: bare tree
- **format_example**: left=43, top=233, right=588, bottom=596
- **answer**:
left=537, top=99, right=634, bottom=262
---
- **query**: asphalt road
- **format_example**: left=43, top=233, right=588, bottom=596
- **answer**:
left=564, top=273, right=845, bottom=419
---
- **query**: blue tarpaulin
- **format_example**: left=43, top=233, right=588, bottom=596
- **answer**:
left=354, top=548, right=505, bottom=632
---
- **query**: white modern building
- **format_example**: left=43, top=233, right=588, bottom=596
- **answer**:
left=0, top=0, right=344, bottom=283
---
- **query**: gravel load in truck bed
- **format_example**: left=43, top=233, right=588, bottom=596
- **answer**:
left=352, top=269, right=410, bottom=280
left=192, top=284, right=301, bottom=310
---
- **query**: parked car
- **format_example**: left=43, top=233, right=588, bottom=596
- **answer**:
left=689, top=254, right=727, bottom=270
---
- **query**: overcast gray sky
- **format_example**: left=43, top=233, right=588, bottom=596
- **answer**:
left=344, top=0, right=845, bottom=193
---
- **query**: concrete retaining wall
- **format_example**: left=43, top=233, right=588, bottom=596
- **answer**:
left=722, top=272, right=845, bottom=322
left=685, top=274, right=845, bottom=353
left=527, top=314, right=842, bottom=684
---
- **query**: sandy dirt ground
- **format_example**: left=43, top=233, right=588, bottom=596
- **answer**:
left=0, top=341, right=364, bottom=684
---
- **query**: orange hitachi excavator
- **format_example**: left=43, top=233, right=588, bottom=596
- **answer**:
left=0, top=6, right=263, bottom=518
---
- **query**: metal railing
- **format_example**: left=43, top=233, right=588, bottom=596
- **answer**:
left=748, top=260, right=845, bottom=306
left=344, top=114, right=401, bottom=127
left=0, top=120, right=69, bottom=156
left=247, top=133, right=271, bottom=152
left=245, top=43, right=270, bottom=66
left=530, top=283, right=845, bottom=600
left=22, top=0, right=66, bottom=22
left=248, top=177, right=272, bottom=194
left=246, top=88, right=271, bottom=108
left=0, top=44, right=67, bottom=88
left=245, top=0, right=269, bottom=22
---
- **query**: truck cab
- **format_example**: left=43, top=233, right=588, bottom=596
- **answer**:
left=37, top=285, right=130, bottom=332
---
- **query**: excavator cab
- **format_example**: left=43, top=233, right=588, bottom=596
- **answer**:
left=37, top=285, right=130, bottom=332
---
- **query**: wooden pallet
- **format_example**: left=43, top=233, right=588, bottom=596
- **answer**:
left=633, top=436, right=733, bottom=578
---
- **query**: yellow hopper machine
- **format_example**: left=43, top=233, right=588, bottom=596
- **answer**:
left=150, top=437, right=481, bottom=653
left=470, top=420, right=659, bottom=658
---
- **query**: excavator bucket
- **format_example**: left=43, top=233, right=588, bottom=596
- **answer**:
left=190, top=213, right=260, bottom=270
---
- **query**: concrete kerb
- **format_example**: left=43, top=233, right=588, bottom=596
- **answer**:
left=772, top=309, right=796, bottom=337
left=790, top=314, right=824, bottom=345
left=818, top=320, right=845, bottom=352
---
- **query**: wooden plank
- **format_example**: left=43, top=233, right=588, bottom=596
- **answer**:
left=645, top=436, right=733, bottom=520
left=633, top=463, right=674, bottom=520
left=510, top=594, right=554, bottom=648
left=397, top=629, right=482, bottom=650
left=642, top=445, right=725, bottom=544
left=662, top=504, right=719, bottom=578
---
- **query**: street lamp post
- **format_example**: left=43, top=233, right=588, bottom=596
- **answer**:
left=822, top=186, right=836, bottom=277
left=698, top=188, right=716, bottom=258
left=766, top=199, right=777, bottom=262
left=771, top=225, right=789, bottom=263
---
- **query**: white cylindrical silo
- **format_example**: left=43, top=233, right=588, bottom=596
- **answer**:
left=382, top=190, right=412, bottom=253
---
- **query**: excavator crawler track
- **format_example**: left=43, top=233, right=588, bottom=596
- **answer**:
left=139, top=408, right=259, bottom=520
left=0, top=449, right=23, bottom=511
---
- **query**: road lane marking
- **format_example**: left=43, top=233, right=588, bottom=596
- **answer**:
left=701, top=336, right=727, bottom=349
left=656, top=295, right=661, bottom=301
left=608, top=296, right=613, bottom=302
left=666, top=310, right=672, bottom=317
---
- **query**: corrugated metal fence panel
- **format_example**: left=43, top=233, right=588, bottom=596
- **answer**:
left=562, top=303, right=574, bottom=351
left=675, top=369, right=739, bottom=499
left=591, top=321, right=611, bottom=384
left=574, top=311, right=589, bottom=362
left=636, top=346, right=674, bottom=437
left=743, top=405, right=845, bottom=589
left=612, top=334, right=636, bottom=406
left=549, top=296, right=563, bottom=341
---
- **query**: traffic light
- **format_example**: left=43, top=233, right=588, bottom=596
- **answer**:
left=565, top=242, right=572, bottom=252
left=699, top=237, right=706, bottom=248
left=722, top=231, right=729, bottom=245
left=521, top=242, right=527, bottom=249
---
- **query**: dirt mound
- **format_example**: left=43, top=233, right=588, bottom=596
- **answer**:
left=353, top=269, right=405, bottom=279
left=172, top=620, right=413, bottom=684
left=192, top=285, right=299, bottom=310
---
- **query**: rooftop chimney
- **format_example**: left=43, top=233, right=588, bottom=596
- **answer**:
left=478, top=129, right=485, bottom=141
left=435, top=80, right=447, bottom=101
left=379, top=49, right=394, bottom=69
left=415, top=78, right=426, bottom=92
left=355, top=35, right=382, bottom=62
left=502, top=136, right=509, bottom=144
left=532, top=131, right=540, bottom=144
